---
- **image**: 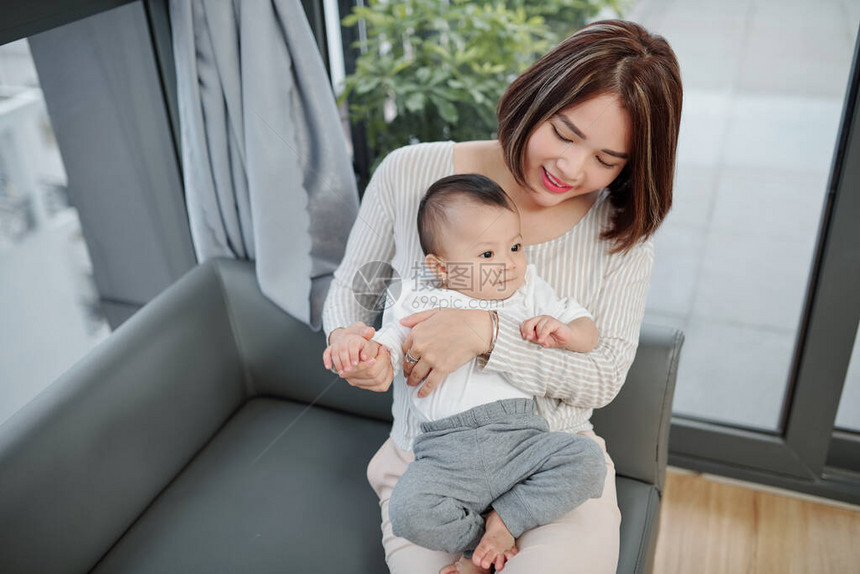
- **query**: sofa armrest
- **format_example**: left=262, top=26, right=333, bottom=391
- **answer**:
left=590, top=324, right=684, bottom=492
left=0, top=261, right=247, bottom=574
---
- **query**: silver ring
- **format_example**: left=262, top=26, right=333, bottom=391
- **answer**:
left=405, top=350, right=420, bottom=364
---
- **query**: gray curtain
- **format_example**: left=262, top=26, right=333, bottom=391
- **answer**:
left=170, top=0, right=359, bottom=330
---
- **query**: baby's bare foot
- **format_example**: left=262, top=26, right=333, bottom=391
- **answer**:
left=472, top=510, right=518, bottom=571
left=439, top=556, right=490, bottom=574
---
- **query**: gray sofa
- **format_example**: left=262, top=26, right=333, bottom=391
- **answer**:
left=0, top=259, right=682, bottom=574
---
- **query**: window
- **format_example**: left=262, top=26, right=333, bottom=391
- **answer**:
left=0, top=39, right=109, bottom=424
left=640, top=2, right=859, bottom=432
left=0, top=0, right=195, bottom=423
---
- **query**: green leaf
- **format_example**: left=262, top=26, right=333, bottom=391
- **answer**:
left=431, top=97, right=458, bottom=124
left=429, top=67, right=449, bottom=86
left=355, top=76, right=381, bottom=95
left=404, top=91, right=425, bottom=113
left=390, top=59, right=414, bottom=77
left=425, top=43, right=453, bottom=61
left=416, top=67, right=432, bottom=84
left=341, top=14, right=360, bottom=27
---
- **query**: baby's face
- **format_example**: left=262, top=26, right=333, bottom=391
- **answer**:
left=431, top=201, right=527, bottom=301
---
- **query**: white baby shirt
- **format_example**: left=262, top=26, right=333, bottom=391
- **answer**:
left=373, top=263, right=593, bottom=424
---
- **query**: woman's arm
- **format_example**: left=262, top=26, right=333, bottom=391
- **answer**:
left=562, top=317, right=600, bottom=353
left=481, top=241, right=654, bottom=409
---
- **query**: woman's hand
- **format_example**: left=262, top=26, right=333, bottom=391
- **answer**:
left=324, top=322, right=374, bottom=373
left=341, top=341, right=393, bottom=392
left=399, top=308, right=493, bottom=398
left=324, top=322, right=394, bottom=392
left=324, top=322, right=380, bottom=370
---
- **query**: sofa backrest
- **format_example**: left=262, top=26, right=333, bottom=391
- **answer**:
left=215, top=259, right=395, bottom=423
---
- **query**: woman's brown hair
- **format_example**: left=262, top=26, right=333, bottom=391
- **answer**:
left=497, top=19, right=683, bottom=253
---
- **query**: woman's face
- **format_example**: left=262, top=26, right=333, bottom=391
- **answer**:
left=520, top=93, right=631, bottom=208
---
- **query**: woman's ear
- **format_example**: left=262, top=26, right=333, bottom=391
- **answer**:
left=424, top=254, right=447, bottom=283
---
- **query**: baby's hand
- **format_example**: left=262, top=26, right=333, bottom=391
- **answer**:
left=520, top=315, right=571, bottom=348
left=323, top=333, right=380, bottom=376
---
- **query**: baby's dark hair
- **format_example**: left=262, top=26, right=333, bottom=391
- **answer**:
left=417, top=174, right=517, bottom=256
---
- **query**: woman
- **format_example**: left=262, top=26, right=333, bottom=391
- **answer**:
left=322, top=19, right=682, bottom=574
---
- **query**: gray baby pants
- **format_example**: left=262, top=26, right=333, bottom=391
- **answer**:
left=388, top=398, right=607, bottom=555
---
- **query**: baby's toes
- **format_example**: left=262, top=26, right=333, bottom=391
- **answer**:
left=471, top=547, right=487, bottom=568
left=477, top=549, right=498, bottom=570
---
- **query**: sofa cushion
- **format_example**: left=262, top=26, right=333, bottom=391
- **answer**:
left=91, top=398, right=390, bottom=574
left=88, top=395, right=662, bottom=574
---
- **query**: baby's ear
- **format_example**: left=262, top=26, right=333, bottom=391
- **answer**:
left=424, top=254, right=447, bottom=281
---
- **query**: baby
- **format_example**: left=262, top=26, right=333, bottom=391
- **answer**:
left=324, top=174, right=606, bottom=574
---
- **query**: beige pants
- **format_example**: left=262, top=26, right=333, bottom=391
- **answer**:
left=367, top=430, right=621, bottom=574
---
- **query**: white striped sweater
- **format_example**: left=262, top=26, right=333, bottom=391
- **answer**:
left=322, top=141, right=654, bottom=451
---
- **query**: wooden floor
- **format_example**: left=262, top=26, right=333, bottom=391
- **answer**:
left=653, top=468, right=860, bottom=574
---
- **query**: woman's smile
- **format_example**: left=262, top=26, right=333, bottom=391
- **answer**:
left=541, top=166, right=574, bottom=194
